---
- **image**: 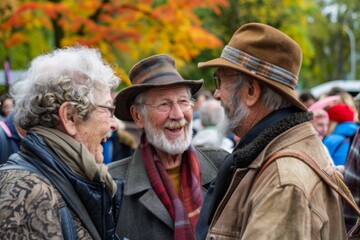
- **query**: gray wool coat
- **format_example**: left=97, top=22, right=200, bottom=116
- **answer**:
left=108, top=146, right=228, bottom=240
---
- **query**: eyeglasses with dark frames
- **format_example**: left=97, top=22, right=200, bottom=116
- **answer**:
left=97, top=104, right=116, bottom=117
left=213, top=73, right=242, bottom=90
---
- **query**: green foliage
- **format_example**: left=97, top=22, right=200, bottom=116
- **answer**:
left=194, top=0, right=319, bottom=91
left=1, top=0, right=228, bottom=88
left=0, top=85, right=9, bottom=95
left=307, top=0, right=360, bottom=87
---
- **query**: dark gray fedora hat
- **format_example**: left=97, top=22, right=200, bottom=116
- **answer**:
left=114, top=54, right=203, bottom=121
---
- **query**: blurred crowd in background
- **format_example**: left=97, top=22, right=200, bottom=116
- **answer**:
left=2, top=85, right=360, bottom=166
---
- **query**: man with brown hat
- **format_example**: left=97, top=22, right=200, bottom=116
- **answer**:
left=195, top=23, right=346, bottom=239
left=108, top=54, right=228, bottom=240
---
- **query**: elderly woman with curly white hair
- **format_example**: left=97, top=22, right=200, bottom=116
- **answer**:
left=0, top=46, right=123, bottom=240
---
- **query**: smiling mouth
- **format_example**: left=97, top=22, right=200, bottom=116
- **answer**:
left=166, top=125, right=184, bottom=131
left=165, top=119, right=187, bottom=130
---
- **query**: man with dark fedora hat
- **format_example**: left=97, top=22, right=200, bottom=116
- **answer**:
left=195, top=23, right=346, bottom=239
left=108, top=54, right=228, bottom=240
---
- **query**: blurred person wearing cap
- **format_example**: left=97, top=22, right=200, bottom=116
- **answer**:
left=327, top=87, right=358, bottom=119
left=108, top=54, right=228, bottom=240
left=195, top=23, right=346, bottom=239
left=344, top=93, right=360, bottom=231
left=323, top=103, right=359, bottom=170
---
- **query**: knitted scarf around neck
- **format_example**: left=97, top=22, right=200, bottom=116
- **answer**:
left=141, top=134, right=202, bottom=240
left=31, top=126, right=117, bottom=196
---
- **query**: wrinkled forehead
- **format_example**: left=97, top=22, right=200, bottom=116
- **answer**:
left=143, top=85, right=191, bottom=101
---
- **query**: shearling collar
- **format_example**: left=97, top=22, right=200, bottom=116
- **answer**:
left=205, top=108, right=313, bottom=225
left=233, top=107, right=313, bottom=168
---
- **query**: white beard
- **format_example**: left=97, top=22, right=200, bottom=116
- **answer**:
left=144, top=117, right=193, bottom=155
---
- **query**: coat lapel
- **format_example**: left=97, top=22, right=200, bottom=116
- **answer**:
left=139, top=189, right=174, bottom=229
left=125, top=147, right=173, bottom=228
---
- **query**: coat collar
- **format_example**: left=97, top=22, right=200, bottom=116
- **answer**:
left=124, top=147, right=151, bottom=195
left=247, top=121, right=319, bottom=170
left=232, top=108, right=312, bottom=168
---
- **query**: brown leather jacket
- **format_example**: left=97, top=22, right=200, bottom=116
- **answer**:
left=206, top=122, right=347, bottom=240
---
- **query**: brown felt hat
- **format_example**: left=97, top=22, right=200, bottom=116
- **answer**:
left=198, top=23, right=307, bottom=111
left=114, top=54, right=203, bottom=121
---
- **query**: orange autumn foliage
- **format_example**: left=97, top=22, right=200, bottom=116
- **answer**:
left=1, top=0, right=229, bottom=86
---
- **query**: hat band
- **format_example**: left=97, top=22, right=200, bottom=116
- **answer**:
left=221, top=45, right=298, bottom=89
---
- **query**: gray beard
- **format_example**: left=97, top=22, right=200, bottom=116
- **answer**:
left=218, top=101, right=249, bottom=139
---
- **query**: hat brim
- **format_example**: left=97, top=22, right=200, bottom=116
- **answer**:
left=198, top=58, right=307, bottom=111
left=114, top=80, right=203, bottom=121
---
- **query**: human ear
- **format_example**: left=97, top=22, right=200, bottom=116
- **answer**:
left=58, top=102, right=77, bottom=136
left=130, top=105, right=144, bottom=129
left=244, top=80, right=262, bottom=107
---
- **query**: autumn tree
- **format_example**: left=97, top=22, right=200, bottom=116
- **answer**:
left=310, top=0, right=360, bottom=83
left=3, top=0, right=358, bottom=91
left=0, top=0, right=229, bottom=87
left=192, top=0, right=322, bottom=90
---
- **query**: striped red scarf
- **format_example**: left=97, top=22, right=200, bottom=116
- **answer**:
left=141, top=134, right=203, bottom=240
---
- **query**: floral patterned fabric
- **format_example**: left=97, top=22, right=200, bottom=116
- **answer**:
left=0, top=169, right=92, bottom=239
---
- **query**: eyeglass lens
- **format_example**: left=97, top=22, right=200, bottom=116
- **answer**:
left=214, top=74, right=221, bottom=90
left=98, top=105, right=115, bottom=117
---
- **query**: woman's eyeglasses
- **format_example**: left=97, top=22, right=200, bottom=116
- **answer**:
left=97, top=104, right=116, bottom=117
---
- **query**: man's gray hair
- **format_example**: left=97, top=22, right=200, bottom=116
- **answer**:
left=230, top=73, right=292, bottom=110
left=10, top=46, right=120, bottom=130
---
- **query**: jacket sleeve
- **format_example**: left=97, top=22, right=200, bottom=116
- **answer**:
left=0, top=171, right=63, bottom=239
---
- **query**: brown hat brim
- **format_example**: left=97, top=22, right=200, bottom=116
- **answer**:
left=198, top=57, right=307, bottom=111
left=114, top=80, right=203, bottom=121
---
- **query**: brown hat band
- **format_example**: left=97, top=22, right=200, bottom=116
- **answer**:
left=221, top=45, right=298, bottom=90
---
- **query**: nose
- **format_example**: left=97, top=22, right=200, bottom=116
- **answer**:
left=110, top=116, right=118, bottom=131
left=214, top=89, right=221, bottom=100
left=168, top=103, right=185, bottom=119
